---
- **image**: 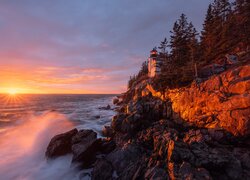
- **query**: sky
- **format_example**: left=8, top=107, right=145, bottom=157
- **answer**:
left=0, top=0, right=212, bottom=94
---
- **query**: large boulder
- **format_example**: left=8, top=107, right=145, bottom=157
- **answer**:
left=45, top=128, right=78, bottom=158
left=71, top=129, right=97, bottom=166
left=46, top=128, right=116, bottom=169
left=102, top=125, right=114, bottom=137
left=113, top=97, right=119, bottom=105
left=71, top=129, right=116, bottom=168
left=72, top=129, right=97, bottom=145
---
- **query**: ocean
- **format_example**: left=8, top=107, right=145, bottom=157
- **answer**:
left=0, top=94, right=116, bottom=180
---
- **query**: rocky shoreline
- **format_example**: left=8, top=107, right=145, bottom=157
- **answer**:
left=46, top=63, right=250, bottom=179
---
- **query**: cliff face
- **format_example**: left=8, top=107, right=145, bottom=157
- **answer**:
left=140, top=64, right=250, bottom=137
left=46, top=61, right=250, bottom=180
left=106, top=62, right=250, bottom=179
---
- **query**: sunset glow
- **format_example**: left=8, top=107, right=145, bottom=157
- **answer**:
left=0, top=0, right=210, bottom=94
left=0, top=87, right=31, bottom=95
left=7, top=89, right=18, bottom=95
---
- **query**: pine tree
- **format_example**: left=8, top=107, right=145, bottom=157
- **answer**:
left=170, top=14, right=190, bottom=66
left=201, top=0, right=233, bottom=63
left=138, top=61, right=148, bottom=77
left=158, top=38, right=169, bottom=65
left=187, top=22, right=199, bottom=72
left=201, top=4, right=215, bottom=63
left=158, top=38, right=168, bottom=54
left=234, top=0, right=250, bottom=49
left=212, top=0, right=232, bottom=55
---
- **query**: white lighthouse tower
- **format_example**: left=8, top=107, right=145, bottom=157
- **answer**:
left=148, top=49, right=162, bottom=78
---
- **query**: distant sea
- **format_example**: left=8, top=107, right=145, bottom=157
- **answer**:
left=0, top=94, right=116, bottom=180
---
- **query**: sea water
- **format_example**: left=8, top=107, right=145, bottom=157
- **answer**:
left=0, top=94, right=116, bottom=180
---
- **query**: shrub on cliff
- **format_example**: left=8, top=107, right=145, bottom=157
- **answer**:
left=153, top=61, right=194, bottom=90
left=127, top=61, right=148, bottom=89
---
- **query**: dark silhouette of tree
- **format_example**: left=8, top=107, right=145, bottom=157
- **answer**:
left=170, top=14, right=190, bottom=66
left=234, top=0, right=250, bottom=49
left=138, top=61, right=148, bottom=77
left=187, top=22, right=199, bottom=63
left=158, top=38, right=168, bottom=54
left=201, top=4, right=216, bottom=63
left=127, top=61, right=148, bottom=89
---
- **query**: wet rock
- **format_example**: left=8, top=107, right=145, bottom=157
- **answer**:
left=99, top=139, right=116, bottom=154
left=72, top=138, right=101, bottom=168
left=45, top=128, right=78, bottom=158
left=118, top=105, right=126, bottom=113
left=91, top=159, right=113, bottom=180
left=111, top=113, right=126, bottom=131
left=113, top=98, right=119, bottom=105
left=72, top=131, right=115, bottom=169
left=72, top=129, right=97, bottom=145
left=102, top=125, right=114, bottom=137
left=99, top=104, right=111, bottom=110
left=94, top=115, right=100, bottom=119
left=71, top=129, right=97, bottom=167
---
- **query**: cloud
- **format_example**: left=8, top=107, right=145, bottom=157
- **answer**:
left=0, top=0, right=212, bottom=93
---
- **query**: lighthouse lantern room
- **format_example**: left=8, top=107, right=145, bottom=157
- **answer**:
left=148, top=49, right=162, bottom=78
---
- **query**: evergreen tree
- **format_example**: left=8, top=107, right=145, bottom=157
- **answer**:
left=213, top=0, right=232, bottom=55
left=170, top=14, right=190, bottom=65
left=138, top=61, right=148, bottom=77
left=158, top=38, right=169, bottom=64
left=234, top=0, right=250, bottom=49
left=158, top=38, right=168, bottom=54
left=201, top=4, right=215, bottom=63
left=187, top=22, right=199, bottom=68
left=201, top=0, right=233, bottom=63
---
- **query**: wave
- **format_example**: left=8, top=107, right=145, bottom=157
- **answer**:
left=0, top=112, right=80, bottom=180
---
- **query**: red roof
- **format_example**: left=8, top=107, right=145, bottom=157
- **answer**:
left=150, top=49, right=157, bottom=53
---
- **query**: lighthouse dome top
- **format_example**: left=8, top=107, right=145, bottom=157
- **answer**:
left=150, top=48, right=158, bottom=57
left=150, top=49, right=157, bottom=53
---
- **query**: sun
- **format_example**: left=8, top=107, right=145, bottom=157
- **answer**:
left=7, top=89, right=18, bottom=95
left=2, top=88, right=25, bottom=105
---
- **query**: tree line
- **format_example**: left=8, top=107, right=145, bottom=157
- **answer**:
left=128, top=0, right=249, bottom=90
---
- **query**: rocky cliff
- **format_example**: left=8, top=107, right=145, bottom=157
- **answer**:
left=109, top=61, right=250, bottom=179
left=142, top=64, right=250, bottom=137
left=46, top=61, right=250, bottom=179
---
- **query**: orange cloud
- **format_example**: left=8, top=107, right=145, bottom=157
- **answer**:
left=0, top=65, right=123, bottom=94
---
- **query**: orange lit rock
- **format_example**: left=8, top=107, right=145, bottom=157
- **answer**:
left=145, top=64, right=250, bottom=136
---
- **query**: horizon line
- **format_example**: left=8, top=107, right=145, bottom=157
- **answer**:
left=0, top=93, right=120, bottom=95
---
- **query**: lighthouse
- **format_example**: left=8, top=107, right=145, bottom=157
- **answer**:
left=148, top=49, right=162, bottom=78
